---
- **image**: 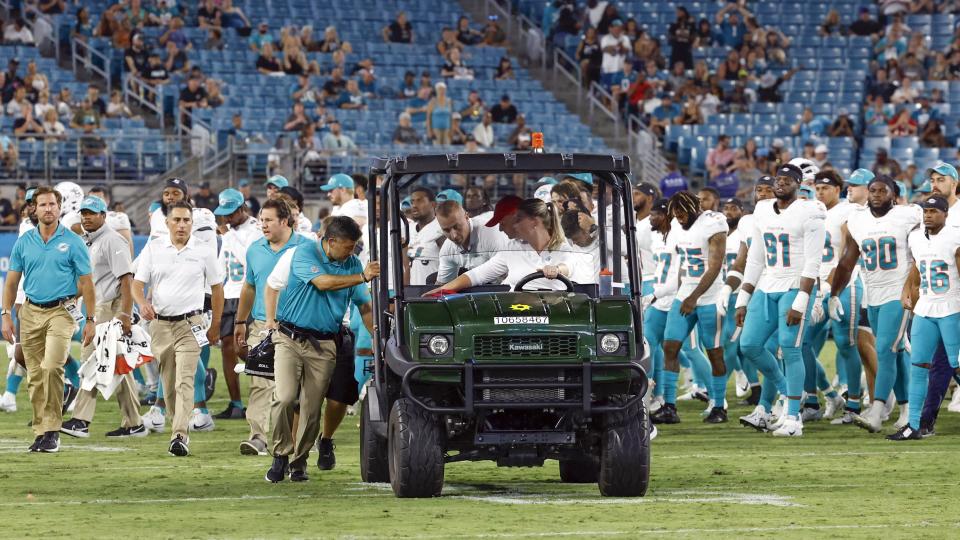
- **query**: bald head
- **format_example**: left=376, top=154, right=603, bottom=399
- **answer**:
left=436, top=201, right=471, bottom=247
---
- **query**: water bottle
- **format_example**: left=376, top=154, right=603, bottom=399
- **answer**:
left=599, top=268, right=613, bottom=296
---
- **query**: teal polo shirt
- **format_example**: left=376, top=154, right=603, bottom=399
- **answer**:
left=10, top=224, right=91, bottom=304
left=245, top=232, right=311, bottom=321
left=277, top=239, right=370, bottom=333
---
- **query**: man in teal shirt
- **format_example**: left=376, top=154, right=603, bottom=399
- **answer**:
left=263, top=216, right=378, bottom=482
left=234, top=198, right=310, bottom=456
left=1, top=186, right=96, bottom=453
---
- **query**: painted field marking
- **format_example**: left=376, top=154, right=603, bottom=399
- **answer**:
left=0, top=494, right=312, bottom=507
left=0, top=444, right=128, bottom=453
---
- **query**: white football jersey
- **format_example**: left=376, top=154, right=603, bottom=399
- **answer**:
left=737, top=213, right=755, bottom=248
left=746, top=198, right=827, bottom=293
left=106, top=211, right=131, bottom=232
left=650, top=220, right=682, bottom=311
left=636, top=216, right=655, bottom=282
left=820, top=200, right=857, bottom=283
left=219, top=216, right=263, bottom=299
left=948, top=200, right=960, bottom=228
left=724, top=223, right=743, bottom=292
left=908, top=226, right=960, bottom=318
left=407, top=219, right=443, bottom=285
left=675, top=211, right=728, bottom=304
left=847, top=204, right=922, bottom=306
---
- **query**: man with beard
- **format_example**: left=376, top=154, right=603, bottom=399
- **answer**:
left=435, top=201, right=508, bottom=284
left=405, top=187, right=442, bottom=286
left=736, top=165, right=826, bottom=437
left=633, top=182, right=658, bottom=299
left=830, top=175, right=920, bottom=433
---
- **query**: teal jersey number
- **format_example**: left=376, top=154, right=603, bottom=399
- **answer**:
left=223, top=250, right=245, bottom=282
left=919, top=260, right=950, bottom=294
left=822, top=231, right=834, bottom=263
left=762, top=232, right=790, bottom=267
left=683, top=247, right=705, bottom=277
left=861, top=236, right=897, bottom=271
left=656, top=252, right=672, bottom=284
left=725, top=252, right=737, bottom=273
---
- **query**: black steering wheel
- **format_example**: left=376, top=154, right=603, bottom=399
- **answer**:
left=513, top=271, right=575, bottom=292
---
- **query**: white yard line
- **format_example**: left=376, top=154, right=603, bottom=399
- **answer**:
left=0, top=494, right=312, bottom=507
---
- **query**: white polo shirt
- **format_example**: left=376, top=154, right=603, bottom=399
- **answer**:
left=134, top=234, right=221, bottom=317
left=297, top=214, right=313, bottom=234
left=436, top=216, right=509, bottom=284
left=219, top=216, right=263, bottom=299
left=332, top=198, right=367, bottom=222
left=465, top=240, right=582, bottom=290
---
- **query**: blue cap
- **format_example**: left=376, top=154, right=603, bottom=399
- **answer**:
left=917, top=180, right=933, bottom=193
left=799, top=185, right=815, bottom=200
left=79, top=195, right=107, bottom=214
left=563, top=172, right=594, bottom=185
left=400, top=196, right=412, bottom=210
left=238, top=178, right=251, bottom=187
left=149, top=201, right=162, bottom=213
left=930, top=160, right=959, bottom=181
left=214, top=188, right=245, bottom=216
left=266, top=175, right=289, bottom=189
left=538, top=176, right=558, bottom=185
left=25, top=188, right=35, bottom=202
left=847, top=168, right=875, bottom=186
left=320, top=173, right=354, bottom=191
left=436, top=189, right=463, bottom=205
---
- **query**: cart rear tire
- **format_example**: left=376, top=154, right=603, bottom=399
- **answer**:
left=360, top=397, right=390, bottom=483
left=559, top=456, right=599, bottom=483
left=388, top=398, right=444, bottom=498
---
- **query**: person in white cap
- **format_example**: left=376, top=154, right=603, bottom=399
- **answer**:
left=813, top=144, right=829, bottom=169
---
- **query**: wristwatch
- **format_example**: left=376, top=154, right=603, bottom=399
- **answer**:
left=86, top=316, right=95, bottom=322
left=0, top=309, right=8, bottom=317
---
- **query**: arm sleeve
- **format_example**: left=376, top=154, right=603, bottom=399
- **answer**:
left=9, top=238, right=22, bottom=273
left=72, top=236, right=92, bottom=277
left=743, top=223, right=765, bottom=288
left=266, top=249, right=295, bottom=291
left=464, top=251, right=509, bottom=287
left=244, top=249, right=256, bottom=286
left=800, top=211, right=827, bottom=281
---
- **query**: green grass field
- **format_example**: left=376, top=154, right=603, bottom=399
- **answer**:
left=2, top=344, right=960, bottom=539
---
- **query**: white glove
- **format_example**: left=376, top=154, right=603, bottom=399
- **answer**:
left=827, top=295, right=844, bottom=322
left=716, top=285, right=732, bottom=317
left=811, top=299, right=825, bottom=324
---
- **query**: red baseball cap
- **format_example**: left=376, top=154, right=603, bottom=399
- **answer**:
left=485, top=195, right=523, bottom=227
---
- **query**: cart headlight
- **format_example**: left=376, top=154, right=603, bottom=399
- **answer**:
left=599, top=333, right=621, bottom=354
left=427, top=335, right=451, bottom=356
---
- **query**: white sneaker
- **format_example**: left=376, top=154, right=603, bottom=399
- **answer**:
left=649, top=424, right=658, bottom=441
left=346, top=404, right=357, bottom=416
left=824, top=395, right=846, bottom=419
left=677, top=386, right=708, bottom=401
left=142, top=406, right=166, bottom=433
left=188, top=409, right=215, bottom=432
left=881, top=391, right=895, bottom=421
left=648, top=395, right=664, bottom=413
left=893, top=403, right=910, bottom=430
left=771, top=395, right=786, bottom=421
left=734, top=370, right=749, bottom=397
left=739, top=405, right=771, bottom=432
left=800, top=406, right=823, bottom=422
left=830, top=410, right=857, bottom=425
left=948, top=390, right=960, bottom=413
left=0, top=391, right=16, bottom=413
left=772, top=415, right=803, bottom=437
left=854, top=402, right=883, bottom=433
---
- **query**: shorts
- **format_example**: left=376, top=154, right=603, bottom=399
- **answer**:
left=220, top=298, right=240, bottom=339
left=663, top=299, right=722, bottom=350
left=325, top=328, right=360, bottom=405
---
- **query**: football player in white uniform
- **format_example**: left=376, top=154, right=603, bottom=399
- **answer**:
left=736, top=164, right=826, bottom=437
left=830, top=175, right=921, bottom=433
left=88, top=185, right=134, bottom=256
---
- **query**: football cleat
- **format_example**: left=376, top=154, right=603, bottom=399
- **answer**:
left=0, top=391, right=16, bottom=413
left=830, top=410, right=858, bottom=425
left=650, top=403, right=680, bottom=424
left=704, top=407, right=727, bottom=424
left=677, top=386, right=709, bottom=402
left=770, top=395, right=786, bottom=421
left=948, top=390, right=960, bottom=413
left=853, top=402, right=884, bottom=433
left=734, top=370, right=750, bottom=398
left=771, top=415, right=803, bottom=437
left=738, top=385, right=761, bottom=406
left=188, top=409, right=215, bottom=432
left=886, top=425, right=921, bottom=441
left=800, top=405, right=823, bottom=423
left=739, top=406, right=771, bottom=432
left=142, top=406, right=166, bottom=433
left=881, top=392, right=895, bottom=421
left=824, top=394, right=846, bottom=419
left=893, top=403, right=910, bottom=430
left=648, top=395, right=665, bottom=413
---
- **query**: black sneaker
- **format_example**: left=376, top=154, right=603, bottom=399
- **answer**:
left=704, top=407, right=728, bottom=424
left=204, top=368, right=218, bottom=402
left=214, top=403, right=246, bottom=420
left=738, top=385, right=761, bottom=406
left=266, top=455, right=289, bottom=483
left=316, top=438, right=336, bottom=470
left=62, top=384, right=79, bottom=414
left=28, top=435, right=42, bottom=452
left=920, top=418, right=936, bottom=438
left=60, top=418, right=90, bottom=438
left=37, top=431, right=60, bottom=453
left=290, top=469, right=309, bottom=482
left=886, top=425, right=921, bottom=441
left=106, top=424, right=148, bottom=438
left=650, top=403, right=681, bottom=424
left=168, top=435, right=189, bottom=457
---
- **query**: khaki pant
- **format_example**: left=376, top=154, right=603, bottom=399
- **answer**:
left=245, top=320, right=274, bottom=442
left=72, top=297, right=142, bottom=428
left=20, top=302, right=76, bottom=436
left=150, top=315, right=202, bottom=441
left=270, top=332, right=336, bottom=470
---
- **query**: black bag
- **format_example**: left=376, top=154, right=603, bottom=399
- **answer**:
left=244, top=330, right=275, bottom=380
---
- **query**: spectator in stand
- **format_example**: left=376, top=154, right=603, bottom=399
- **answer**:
left=124, top=0, right=149, bottom=28
left=282, top=42, right=319, bottom=76
left=34, top=89, right=54, bottom=120
left=819, top=9, right=844, bottom=36
left=178, top=76, right=208, bottom=126
left=706, top=135, right=736, bottom=179
left=482, top=15, right=506, bottom=46
left=427, top=82, right=454, bottom=145
left=72, top=7, right=95, bottom=44
left=849, top=7, right=882, bottom=37
left=322, top=120, right=356, bottom=153
left=550, top=0, right=581, bottom=48
left=71, top=98, right=106, bottom=156
left=283, top=101, right=313, bottom=132
left=508, top=114, right=533, bottom=151
left=456, top=16, right=483, bottom=46
left=827, top=108, right=855, bottom=137
left=163, top=40, right=190, bottom=75
left=791, top=107, right=830, bottom=140
left=320, top=25, right=347, bottom=53
left=256, top=42, right=283, bottom=75
left=159, top=17, right=190, bottom=50
left=756, top=68, right=797, bottom=103
left=596, top=4, right=621, bottom=35
left=219, top=0, right=251, bottom=33
left=868, top=68, right=896, bottom=102
left=609, top=61, right=637, bottom=112
left=357, top=69, right=377, bottom=98
left=872, top=149, right=901, bottom=178
left=658, top=160, right=689, bottom=197
left=918, top=116, right=946, bottom=147
left=716, top=50, right=742, bottom=81
left=392, top=112, right=421, bottom=145
left=124, top=34, right=150, bottom=78
left=336, top=79, right=366, bottom=110
left=143, top=52, right=170, bottom=86
left=106, top=90, right=134, bottom=119
left=5, top=86, right=28, bottom=120
left=694, top=18, right=714, bottom=47
left=193, top=182, right=218, bottom=212
left=472, top=111, right=495, bottom=148
left=677, top=97, right=702, bottom=125
left=405, top=86, right=431, bottom=123
left=40, top=0, right=66, bottom=14
left=322, top=68, right=348, bottom=102
left=600, top=20, right=631, bottom=88
left=437, top=27, right=463, bottom=57
left=667, top=7, right=695, bottom=72
left=148, top=0, right=182, bottom=26
left=649, top=93, right=680, bottom=137
left=197, top=0, right=222, bottom=30
left=666, top=61, right=688, bottom=92
left=0, top=135, right=17, bottom=172
left=490, top=94, right=518, bottom=124
left=624, top=69, right=652, bottom=116
left=85, top=86, right=106, bottom=117
left=928, top=52, right=949, bottom=80
left=441, top=48, right=474, bottom=80
left=891, top=77, right=919, bottom=104
left=576, top=27, right=603, bottom=88
left=714, top=2, right=749, bottom=49
left=584, top=0, right=608, bottom=30
left=398, top=70, right=417, bottom=99
left=13, top=106, right=43, bottom=137
left=874, top=26, right=907, bottom=62
left=901, top=51, right=925, bottom=80
left=3, top=17, right=34, bottom=44
left=460, top=90, right=485, bottom=122
left=383, top=12, right=413, bottom=44
left=494, top=57, right=515, bottom=81
left=812, top=145, right=830, bottom=169
left=249, top=22, right=275, bottom=52
left=55, top=87, right=73, bottom=119
left=205, top=79, right=225, bottom=108
left=450, top=114, right=467, bottom=145
left=763, top=29, right=791, bottom=66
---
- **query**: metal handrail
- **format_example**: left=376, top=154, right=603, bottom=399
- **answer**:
left=553, top=47, right=582, bottom=105
left=123, top=73, right=164, bottom=129
left=626, top=114, right=669, bottom=185
left=588, top=81, right=620, bottom=137
left=71, top=36, right=112, bottom=95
